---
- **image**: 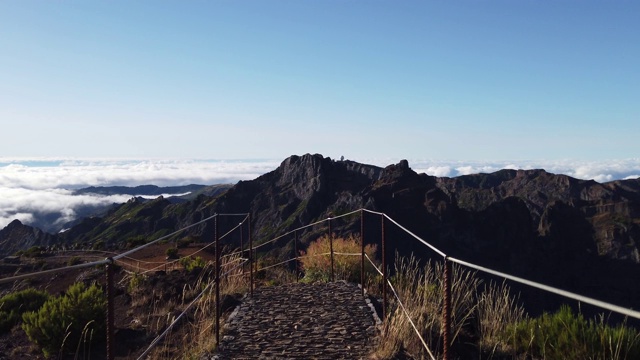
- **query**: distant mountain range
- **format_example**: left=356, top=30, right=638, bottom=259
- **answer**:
left=72, top=183, right=232, bottom=202
left=9, top=184, right=233, bottom=233
left=2, top=153, right=640, bottom=314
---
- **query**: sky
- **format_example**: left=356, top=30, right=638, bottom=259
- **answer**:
left=0, top=1, right=638, bottom=161
left=1, top=1, right=639, bottom=230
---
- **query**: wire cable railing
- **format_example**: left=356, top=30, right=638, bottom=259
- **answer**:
left=248, top=208, right=640, bottom=360
left=5, top=207, right=640, bottom=360
left=136, top=258, right=249, bottom=360
left=0, top=212, right=250, bottom=360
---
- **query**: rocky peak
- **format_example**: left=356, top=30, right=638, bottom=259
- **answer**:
left=5, top=219, right=24, bottom=230
left=372, top=160, right=436, bottom=197
left=0, top=219, right=59, bottom=256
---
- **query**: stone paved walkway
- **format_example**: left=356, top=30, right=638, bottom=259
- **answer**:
left=214, top=281, right=381, bottom=360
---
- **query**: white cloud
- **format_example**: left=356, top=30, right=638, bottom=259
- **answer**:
left=0, top=159, right=280, bottom=190
left=2, top=157, right=640, bottom=232
left=0, top=159, right=280, bottom=230
left=409, top=158, right=640, bottom=182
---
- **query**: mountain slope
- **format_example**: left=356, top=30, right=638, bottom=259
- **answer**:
left=2, top=154, right=640, bottom=313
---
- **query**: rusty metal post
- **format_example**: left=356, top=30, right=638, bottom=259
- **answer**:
left=106, top=259, right=115, bottom=360
left=214, top=215, right=220, bottom=346
left=294, top=230, right=299, bottom=283
left=249, top=213, right=253, bottom=296
left=443, top=258, right=452, bottom=360
left=240, top=221, right=245, bottom=276
left=360, top=209, right=365, bottom=297
left=381, top=214, right=387, bottom=320
left=328, top=217, right=334, bottom=282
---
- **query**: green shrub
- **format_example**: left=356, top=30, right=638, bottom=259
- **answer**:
left=166, top=247, right=179, bottom=259
left=511, top=305, right=640, bottom=360
left=0, top=288, right=50, bottom=333
left=177, top=236, right=195, bottom=248
left=92, top=240, right=105, bottom=250
left=22, top=282, right=106, bottom=357
left=180, top=256, right=206, bottom=272
left=126, top=235, right=147, bottom=249
left=299, top=234, right=377, bottom=283
left=128, top=272, right=145, bottom=294
left=67, top=256, right=82, bottom=266
left=23, top=246, right=43, bottom=258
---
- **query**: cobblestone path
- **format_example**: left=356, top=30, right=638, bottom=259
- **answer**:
left=214, top=281, right=381, bottom=360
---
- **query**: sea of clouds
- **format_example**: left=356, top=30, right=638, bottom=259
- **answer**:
left=0, top=159, right=280, bottom=230
left=1, top=158, right=639, bottom=231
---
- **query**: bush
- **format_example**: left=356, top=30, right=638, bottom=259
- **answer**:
left=67, top=256, right=82, bottom=266
left=23, top=246, right=44, bottom=258
left=180, top=256, right=206, bottom=272
left=511, top=305, right=640, bottom=360
left=166, top=247, right=179, bottom=259
left=299, top=233, right=377, bottom=283
left=22, top=282, right=106, bottom=357
left=92, top=240, right=105, bottom=250
left=126, top=235, right=147, bottom=249
left=0, top=288, right=50, bottom=333
left=177, top=236, right=195, bottom=248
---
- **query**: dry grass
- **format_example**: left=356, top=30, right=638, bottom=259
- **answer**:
left=476, top=281, right=525, bottom=357
left=374, top=254, right=480, bottom=359
left=299, top=233, right=377, bottom=283
left=123, top=252, right=250, bottom=359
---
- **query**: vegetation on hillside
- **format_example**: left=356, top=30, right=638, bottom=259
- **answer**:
left=2, top=230, right=640, bottom=359
left=22, top=282, right=106, bottom=358
left=0, top=288, right=50, bottom=334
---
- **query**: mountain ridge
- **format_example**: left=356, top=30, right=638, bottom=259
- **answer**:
left=2, top=153, right=640, bottom=312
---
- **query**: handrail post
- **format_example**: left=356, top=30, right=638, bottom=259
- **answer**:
left=360, top=209, right=365, bottom=297
left=105, top=258, right=115, bottom=360
left=240, top=221, right=244, bottom=276
left=329, top=217, right=334, bottom=282
left=249, top=213, right=253, bottom=296
left=294, top=230, right=299, bottom=283
left=381, top=214, right=387, bottom=320
left=443, top=257, right=452, bottom=360
left=214, top=214, right=220, bottom=346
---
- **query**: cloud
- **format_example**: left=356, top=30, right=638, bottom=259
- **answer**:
left=0, top=187, right=135, bottom=229
left=409, top=158, right=640, bottom=182
left=0, top=159, right=280, bottom=231
left=0, top=159, right=280, bottom=190
left=2, top=157, right=640, bottom=232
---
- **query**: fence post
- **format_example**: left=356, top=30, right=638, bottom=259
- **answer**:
left=381, top=214, right=387, bottom=320
left=240, top=221, right=245, bottom=276
left=360, top=209, right=365, bottom=297
left=214, top=214, right=220, bottom=346
left=249, top=213, right=253, bottom=296
left=105, top=259, right=115, bottom=360
left=295, top=230, right=299, bottom=283
left=329, top=217, right=334, bottom=282
left=443, top=257, right=452, bottom=360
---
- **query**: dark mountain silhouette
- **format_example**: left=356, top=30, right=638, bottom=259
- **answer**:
left=0, top=220, right=59, bottom=256
left=1, top=153, right=640, bottom=314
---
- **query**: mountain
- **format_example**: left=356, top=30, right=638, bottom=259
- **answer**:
left=2, top=153, right=640, bottom=314
left=72, top=184, right=208, bottom=196
left=72, top=184, right=232, bottom=202
left=0, top=220, right=59, bottom=256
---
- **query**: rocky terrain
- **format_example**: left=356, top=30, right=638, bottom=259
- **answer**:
left=2, top=153, right=640, bottom=313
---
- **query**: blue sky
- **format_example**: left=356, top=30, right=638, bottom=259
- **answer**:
left=0, top=1, right=638, bottom=161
